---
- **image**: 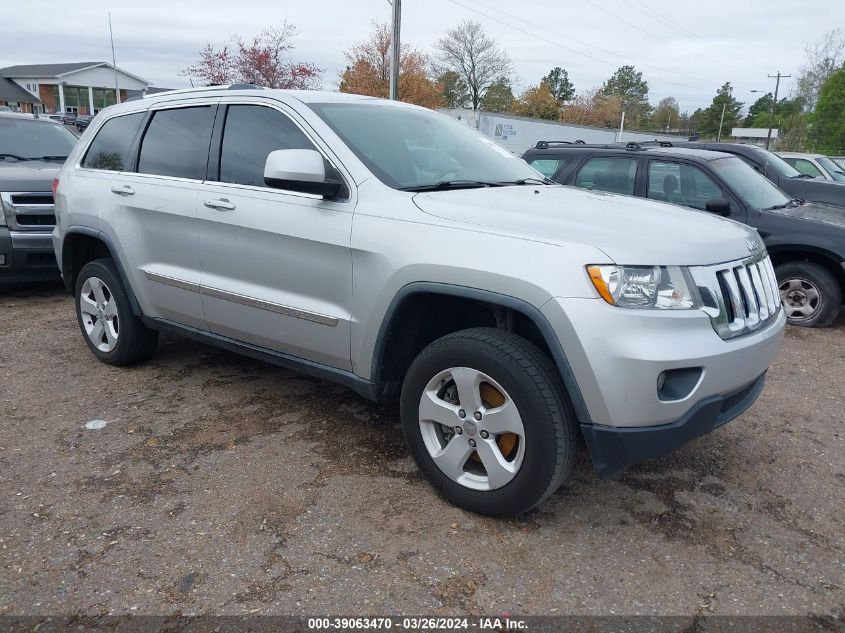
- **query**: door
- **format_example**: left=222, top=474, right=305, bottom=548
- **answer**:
left=107, top=102, right=217, bottom=329
left=644, top=159, right=746, bottom=223
left=197, top=101, right=354, bottom=370
left=573, top=155, right=640, bottom=196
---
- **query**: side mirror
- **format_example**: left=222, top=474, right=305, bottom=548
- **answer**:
left=705, top=198, right=731, bottom=216
left=264, top=149, right=341, bottom=198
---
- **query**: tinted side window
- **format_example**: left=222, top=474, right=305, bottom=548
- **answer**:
left=219, top=105, right=315, bottom=187
left=81, top=112, right=144, bottom=171
left=138, top=106, right=214, bottom=180
left=528, top=157, right=570, bottom=179
left=575, top=157, right=637, bottom=195
left=648, top=161, right=723, bottom=210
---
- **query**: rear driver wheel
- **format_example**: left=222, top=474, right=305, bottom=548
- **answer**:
left=75, top=258, right=158, bottom=365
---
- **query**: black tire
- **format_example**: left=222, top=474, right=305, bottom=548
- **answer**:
left=400, top=327, right=577, bottom=516
left=775, top=261, right=842, bottom=328
left=74, top=258, right=158, bottom=365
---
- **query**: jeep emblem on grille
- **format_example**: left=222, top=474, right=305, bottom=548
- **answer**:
left=745, top=239, right=760, bottom=252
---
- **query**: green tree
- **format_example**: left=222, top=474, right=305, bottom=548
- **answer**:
left=652, top=96, right=680, bottom=131
left=747, top=92, right=774, bottom=121
left=438, top=71, right=470, bottom=108
left=479, top=77, right=515, bottom=112
left=542, top=67, right=575, bottom=103
left=511, top=82, right=560, bottom=120
left=810, top=67, right=845, bottom=153
left=601, top=65, right=651, bottom=125
left=698, top=82, right=743, bottom=139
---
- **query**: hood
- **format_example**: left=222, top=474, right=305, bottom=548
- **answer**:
left=766, top=200, right=845, bottom=229
left=780, top=176, right=845, bottom=207
left=0, top=160, right=62, bottom=192
left=412, top=185, right=759, bottom=266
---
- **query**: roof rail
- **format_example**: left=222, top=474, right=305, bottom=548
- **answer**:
left=535, top=140, right=586, bottom=149
left=624, top=140, right=674, bottom=150
left=140, top=84, right=265, bottom=99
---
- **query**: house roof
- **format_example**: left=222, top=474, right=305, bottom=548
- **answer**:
left=0, top=62, right=149, bottom=85
left=0, top=77, right=40, bottom=103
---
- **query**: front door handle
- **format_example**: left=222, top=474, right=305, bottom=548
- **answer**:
left=110, top=184, right=135, bottom=196
left=204, top=198, right=236, bottom=211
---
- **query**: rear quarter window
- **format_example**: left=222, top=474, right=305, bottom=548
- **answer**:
left=81, top=112, right=144, bottom=171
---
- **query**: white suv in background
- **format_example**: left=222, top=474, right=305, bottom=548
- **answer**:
left=777, top=151, right=845, bottom=182
left=52, top=86, right=785, bottom=515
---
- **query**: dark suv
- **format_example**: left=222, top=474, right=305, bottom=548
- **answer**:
left=523, top=141, right=845, bottom=327
left=673, top=142, right=845, bottom=208
left=1, top=112, right=77, bottom=282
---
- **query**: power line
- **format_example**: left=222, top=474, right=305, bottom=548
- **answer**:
left=459, top=0, right=712, bottom=91
left=583, top=0, right=762, bottom=78
left=623, top=0, right=772, bottom=72
left=447, top=0, right=710, bottom=93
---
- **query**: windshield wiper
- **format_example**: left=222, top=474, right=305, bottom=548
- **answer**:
left=399, top=180, right=504, bottom=192
left=500, top=177, right=555, bottom=186
left=765, top=198, right=805, bottom=210
left=791, top=173, right=815, bottom=179
left=0, top=153, right=30, bottom=161
left=37, top=155, right=69, bottom=161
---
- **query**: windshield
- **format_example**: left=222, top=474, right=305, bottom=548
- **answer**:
left=0, top=118, right=77, bottom=159
left=817, top=157, right=845, bottom=182
left=308, top=102, right=541, bottom=190
left=748, top=147, right=802, bottom=178
left=710, top=156, right=791, bottom=210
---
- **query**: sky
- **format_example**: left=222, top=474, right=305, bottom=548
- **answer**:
left=0, top=0, right=839, bottom=114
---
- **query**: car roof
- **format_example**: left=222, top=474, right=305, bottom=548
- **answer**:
left=0, top=111, right=62, bottom=124
left=102, top=85, right=426, bottom=118
left=527, top=142, right=733, bottom=161
left=777, top=151, right=825, bottom=159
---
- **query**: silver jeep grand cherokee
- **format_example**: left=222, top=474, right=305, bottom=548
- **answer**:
left=53, top=87, right=785, bottom=515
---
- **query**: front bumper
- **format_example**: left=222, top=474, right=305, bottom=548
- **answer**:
left=541, top=297, right=785, bottom=476
left=0, top=228, right=60, bottom=283
left=582, top=371, right=766, bottom=478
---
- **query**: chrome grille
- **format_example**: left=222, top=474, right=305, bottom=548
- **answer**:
left=0, top=191, right=56, bottom=230
left=690, top=253, right=781, bottom=339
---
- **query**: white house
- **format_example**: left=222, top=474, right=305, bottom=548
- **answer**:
left=0, top=62, right=150, bottom=115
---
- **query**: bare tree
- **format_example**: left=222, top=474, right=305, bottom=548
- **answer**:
left=434, top=20, right=512, bottom=110
left=795, top=28, right=845, bottom=109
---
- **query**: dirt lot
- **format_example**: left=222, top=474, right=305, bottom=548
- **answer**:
left=1, top=282, right=843, bottom=619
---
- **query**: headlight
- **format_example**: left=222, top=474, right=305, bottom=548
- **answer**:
left=586, top=265, right=696, bottom=309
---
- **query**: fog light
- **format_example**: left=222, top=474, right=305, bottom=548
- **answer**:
left=657, top=367, right=703, bottom=401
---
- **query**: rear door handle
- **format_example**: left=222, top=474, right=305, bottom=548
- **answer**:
left=110, top=184, right=135, bottom=195
left=204, top=198, right=236, bottom=211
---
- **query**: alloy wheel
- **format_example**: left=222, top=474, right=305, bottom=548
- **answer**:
left=79, top=276, right=119, bottom=353
left=418, top=367, right=525, bottom=491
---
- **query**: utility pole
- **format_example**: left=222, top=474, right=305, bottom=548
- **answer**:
left=766, top=71, right=790, bottom=150
left=617, top=110, right=625, bottom=142
left=716, top=101, right=727, bottom=142
left=108, top=12, right=120, bottom=104
left=388, top=0, right=401, bottom=100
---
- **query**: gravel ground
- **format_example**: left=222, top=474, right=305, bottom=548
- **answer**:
left=0, top=282, right=843, bottom=619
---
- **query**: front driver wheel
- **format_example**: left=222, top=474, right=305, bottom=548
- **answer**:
left=775, top=261, right=842, bottom=328
left=400, top=328, right=576, bottom=516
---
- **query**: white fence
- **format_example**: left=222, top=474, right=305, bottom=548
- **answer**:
left=439, top=108, right=678, bottom=155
